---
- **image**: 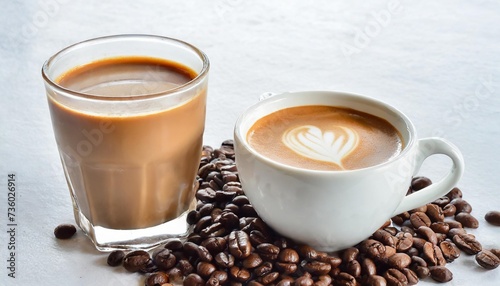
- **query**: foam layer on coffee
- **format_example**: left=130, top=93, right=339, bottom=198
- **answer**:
left=247, top=106, right=403, bottom=171
left=282, top=125, right=359, bottom=170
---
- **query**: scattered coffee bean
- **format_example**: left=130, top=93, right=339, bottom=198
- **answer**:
left=490, top=249, right=500, bottom=259
left=184, top=273, right=205, bottom=286
left=485, top=211, right=500, bottom=226
left=429, top=266, right=453, bottom=282
left=123, top=250, right=151, bottom=272
left=411, top=176, right=432, bottom=191
left=102, top=142, right=498, bottom=286
left=455, top=212, right=479, bottom=228
left=107, top=250, right=125, bottom=267
left=54, top=224, right=77, bottom=239
left=475, top=250, right=500, bottom=269
left=453, top=233, right=482, bottom=255
left=145, top=272, right=169, bottom=286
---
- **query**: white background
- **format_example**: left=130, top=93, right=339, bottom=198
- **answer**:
left=0, top=0, right=499, bottom=285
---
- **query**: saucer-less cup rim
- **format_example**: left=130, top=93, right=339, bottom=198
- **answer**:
left=42, top=34, right=210, bottom=102
left=234, top=90, right=416, bottom=175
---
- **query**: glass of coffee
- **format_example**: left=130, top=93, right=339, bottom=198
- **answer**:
left=234, top=91, right=464, bottom=252
left=42, top=35, right=209, bottom=251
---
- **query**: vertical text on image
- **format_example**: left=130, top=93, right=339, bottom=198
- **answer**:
left=6, top=173, right=17, bottom=279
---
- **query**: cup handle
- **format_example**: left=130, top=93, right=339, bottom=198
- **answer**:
left=392, top=137, right=465, bottom=216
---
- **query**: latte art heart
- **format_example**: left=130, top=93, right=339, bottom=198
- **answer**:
left=282, top=125, right=359, bottom=169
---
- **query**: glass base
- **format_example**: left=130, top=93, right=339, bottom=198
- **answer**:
left=73, top=203, right=192, bottom=252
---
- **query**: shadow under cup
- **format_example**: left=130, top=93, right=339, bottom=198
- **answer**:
left=234, top=91, right=464, bottom=252
left=42, top=35, right=209, bottom=251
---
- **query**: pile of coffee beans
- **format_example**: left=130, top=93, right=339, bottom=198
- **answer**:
left=103, top=140, right=499, bottom=286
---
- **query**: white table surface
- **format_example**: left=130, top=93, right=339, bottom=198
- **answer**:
left=1, top=0, right=499, bottom=285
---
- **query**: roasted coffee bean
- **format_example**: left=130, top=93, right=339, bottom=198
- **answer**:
left=199, top=163, right=217, bottom=179
left=164, top=239, right=184, bottom=251
left=196, top=188, right=217, bottom=203
left=194, top=216, right=213, bottom=233
left=215, top=190, right=236, bottom=202
left=410, top=256, right=429, bottom=279
left=183, top=241, right=201, bottom=257
left=406, top=247, right=419, bottom=258
left=223, top=203, right=240, bottom=216
left=228, top=230, right=252, bottom=259
left=107, top=250, right=125, bottom=267
left=333, top=272, right=356, bottom=286
left=439, top=240, right=460, bottom=262
left=455, top=212, right=479, bottom=228
left=210, top=270, right=229, bottom=285
left=422, top=242, right=446, bottom=266
left=341, top=247, right=359, bottom=262
left=184, top=273, right=205, bottom=286
left=409, top=212, right=431, bottom=228
left=417, top=226, right=438, bottom=245
left=278, top=248, right=300, bottom=263
left=259, top=271, right=280, bottom=284
left=426, top=204, right=444, bottom=222
left=316, top=275, right=332, bottom=286
left=490, top=249, right=500, bottom=259
left=429, top=266, right=453, bottom=282
left=145, top=272, right=169, bottom=286
left=201, top=237, right=227, bottom=255
left=373, top=229, right=396, bottom=247
left=391, top=215, right=405, bottom=226
left=361, top=257, right=378, bottom=276
left=446, top=220, right=463, bottom=229
left=360, top=239, right=386, bottom=259
left=409, top=205, right=427, bottom=214
left=54, top=224, right=77, bottom=239
left=177, top=259, right=194, bottom=276
left=256, top=243, right=280, bottom=261
left=249, top=230, right=270, bottom=245
left=297, top=245, right=318, bottom=260
left=301, top=260, right=331, bottom=275
left=400, top=226, right=415, bottom=236
left=475, top=250, right=500, bottom=269
left=197, top=262, right=216, bottom=278
left=384, top=227, right=399, bottom=236
left=187, top=233, right=203, bottom=245
left=139, top=258, right=157, bottom=273
left=317, top=254, right=342, bottom=270
left=450, top=198, right=472, bottom=213
left=196, top=245, right=213, bottom=262
left=345, top=260, right=361, bottom=278
left=214, top=252, right=235, bottom=268
left=430, top=222, right=449, bottom=234
left=383, top=268, right=407, bottom=286
left=411, top=176, right=432, bottom=191
left=432, top=196, right=450, bottom=208
left=402, top=268, right=418, bottom=285
left=123, top=250, right=151, bottom=272
left=447, top=227, right=466, bottom=239
left=446, top=187, right=463, bottom=200
left=387, top=253, right=411, bottom=270
left=229, top=266, right=251, bottom=283
left=453, top=233, right=482, bottom=255
left=253, top=261, right=273, bottom=277
left=295, top=273, right=314, bottom=286
left=200, top=222, right=226, bottom=238
left=231, top=195, right=249, bottom=206
left=442, top=204, right=456, bottom=217
left=205, top=277, right=220, bottom=286
left=166, top=267, right=183, bottom=283
left=384, top=246, right=397, bottom=259
left=395, top=232, right=413, bottom=252
left=154, top=249, right=177, bottom=270
left=276, top=276, right=295, bottom=286
left=485, top=211, right=500, bottom=226
left=274, top=237, right=292, bottom=249
left=242, top=253, right=263, bottom=269
left=218, top=211, right=239, bottom=229
left=275, top=262, right=298, bottom=275
left=365, top=274, right=387, bottom=286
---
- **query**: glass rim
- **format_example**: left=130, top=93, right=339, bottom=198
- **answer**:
left=41, top=34, right=210, bottom=101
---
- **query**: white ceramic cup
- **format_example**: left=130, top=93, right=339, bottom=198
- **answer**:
left=234, top=91, right=464, bottom=252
